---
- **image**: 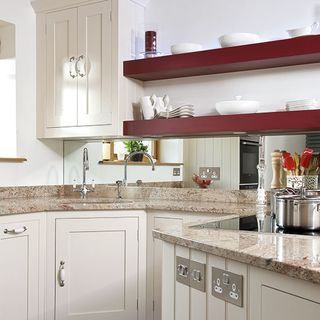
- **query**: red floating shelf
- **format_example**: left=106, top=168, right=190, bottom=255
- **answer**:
left=123, top=110, right=320, bottom=138
left=124, top=35, right=320, bottom=81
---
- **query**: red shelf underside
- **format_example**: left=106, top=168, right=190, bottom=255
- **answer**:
left=124, top=36, right=320, bottom=81
left=123, top=110, right=320, bottom=138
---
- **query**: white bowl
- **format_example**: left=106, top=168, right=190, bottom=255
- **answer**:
left=215, top=96, right=260, bottom=115
left=287, top=22, right=319, bottom=38
left=171, top=43, right=202, bottom=54
left=218, top=33, right=260, bottom=48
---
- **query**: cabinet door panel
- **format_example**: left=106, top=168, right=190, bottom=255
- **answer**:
left=77, top=1, right=112, bottom=126
left=55, top=217, right=138, bottom=320
left=0, top=221, right=40, bottom=320
left=46, top=9, right=78, bottom=127
left=261, top=286, right=320, bottom=320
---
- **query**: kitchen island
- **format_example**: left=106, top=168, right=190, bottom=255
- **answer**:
left=153, top=215, right=320, bottom=320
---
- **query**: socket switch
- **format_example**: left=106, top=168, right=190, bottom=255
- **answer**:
left=173, top=168, right=181, bottom=176
left=199, top=167, right=220, bottom=180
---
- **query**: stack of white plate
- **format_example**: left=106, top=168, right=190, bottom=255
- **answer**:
left=286, top=99, right=319, bottom=111
left=154, top=105, right=194, bottom=119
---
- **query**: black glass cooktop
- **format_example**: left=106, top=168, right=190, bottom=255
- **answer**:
left=194, top=215, right=320, bottom=236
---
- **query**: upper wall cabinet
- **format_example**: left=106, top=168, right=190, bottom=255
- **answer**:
left=32, top=0, right=144, bottom=139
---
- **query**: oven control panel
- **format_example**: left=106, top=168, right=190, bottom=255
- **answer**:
left=211, top=267, right=243, bottom=307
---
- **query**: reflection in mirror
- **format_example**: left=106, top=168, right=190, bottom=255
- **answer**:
left=63, top=134, right=314, bottom=190
left=0, top=20, right=16, bottom=157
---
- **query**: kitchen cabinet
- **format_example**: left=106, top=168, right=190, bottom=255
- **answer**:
left=33, top=0, right=144, bottom=138
left=45, top=210, right=146, bottom=320
left=45, top=2, right=111, bottom=129
left=161, top=242, right=320, bottom=320
left=0, top=213, right=45, bottom=320
left=147, top=211, right=214, bottom=320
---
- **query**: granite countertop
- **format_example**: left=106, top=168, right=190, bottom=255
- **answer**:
left=0, top=196, right=258, bottom=216
left=153, top=216, right=320, bottom=285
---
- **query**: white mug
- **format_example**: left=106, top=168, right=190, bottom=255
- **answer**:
left=139, top=96, right=155, bottom=120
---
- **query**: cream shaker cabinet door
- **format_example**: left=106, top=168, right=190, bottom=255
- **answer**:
left=46, top=9, right=78, bottom=128
left=55, top=217, right=139, bottom=320
left=77, top=1, right=112, bottom=126
left=0, top=220, right=40, bottom=320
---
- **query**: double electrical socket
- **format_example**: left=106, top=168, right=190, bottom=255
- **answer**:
left=199, top=167, right=220, bottom=180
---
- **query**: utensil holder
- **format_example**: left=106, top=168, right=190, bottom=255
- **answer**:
left=286, top=175, right=318, bottom=189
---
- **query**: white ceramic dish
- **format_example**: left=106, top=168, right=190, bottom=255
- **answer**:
left=218, top=33, right=260, bottom=48
left=287, top=22, right=319, bottom=38
left=171, top=43, right=202, bottom=54
left=215, top=96, right=260, bottom=115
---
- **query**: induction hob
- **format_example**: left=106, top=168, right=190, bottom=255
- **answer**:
left=193, top=215, right=320, bottom=236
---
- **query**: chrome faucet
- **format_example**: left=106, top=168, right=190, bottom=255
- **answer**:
left=73, top=148, right=95, bottom=198
left=122, top=151, right=155, bottom=186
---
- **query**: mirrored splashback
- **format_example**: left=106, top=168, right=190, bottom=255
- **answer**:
left=0, top=20, right=16, bottom=157
left=63, top=134, right=311, bottom=190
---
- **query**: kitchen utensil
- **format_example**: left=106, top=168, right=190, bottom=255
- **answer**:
left=171, top=43, right=202, bottom=54
left=300, top=148, right=314, bottom=175
left=282, top=152, right=296, bottom=175
left=294, top=152, right=300, bottom=176
left=218, top=33, right=260, bottom=48
left=215, top=96, right=260, bottom=115
left=275, top=194, right=320, bottom=230
left=287, top=22, right=320, bottom=38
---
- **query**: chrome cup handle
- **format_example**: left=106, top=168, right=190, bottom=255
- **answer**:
left=58, top=261, right=66, bottom=287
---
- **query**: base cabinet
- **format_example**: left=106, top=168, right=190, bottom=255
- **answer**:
left=162, top=242, right=320, bottom=320
left=0, top=214, right=45, bottom=320
left=46, top=210, right=146, bottom=320
left=55, top=217, right=139, bottom=320
left=249, top=266, right=320, bottom=320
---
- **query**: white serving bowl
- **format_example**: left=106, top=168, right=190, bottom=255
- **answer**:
left=287, top=22, right=319, bottom=38
left=215, top=96, right=260, bottom=115
left=171, top=43, right=202, bottom=54
left=218, top=33, right=260, bottom=48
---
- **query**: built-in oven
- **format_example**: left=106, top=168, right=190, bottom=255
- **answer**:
left=239, top=137, right=259, bottom=190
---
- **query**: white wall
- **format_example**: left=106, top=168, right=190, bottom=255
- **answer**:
left=64, top=141, right=183, bottom=185
left=0, top=0, right=63, bottom=186
left=144, top=0, right=320, bottom=114
left=143, top=0, right=318, bottom=190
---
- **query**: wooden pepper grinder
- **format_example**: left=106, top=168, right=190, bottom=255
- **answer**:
left=271, top=150, right=283, bottom=189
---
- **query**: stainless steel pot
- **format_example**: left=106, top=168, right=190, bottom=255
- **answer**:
left=275, top=195, right=320, bottom=230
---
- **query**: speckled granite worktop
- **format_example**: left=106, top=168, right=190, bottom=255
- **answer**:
left=0, top=196, right=258, bottom=216
left=153, top=216, right=320, bottom=285
left=0, top=184, right=259, bottom=216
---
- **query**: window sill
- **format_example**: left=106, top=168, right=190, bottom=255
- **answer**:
left=0, top=157, right=27, bottom=163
